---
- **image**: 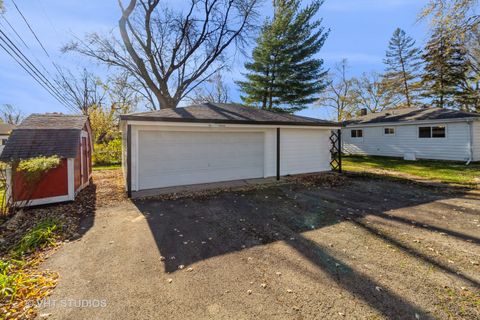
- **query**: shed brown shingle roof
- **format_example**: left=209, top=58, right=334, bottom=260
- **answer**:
left=0, top=123, right=16, bottom=135
left=121, top=103, right=339, bottom=127
left=345, top=107, right=480, bottom=126
left=0, top=114, right=88, bottom=161
left=19, top=113, right=88, bottom=129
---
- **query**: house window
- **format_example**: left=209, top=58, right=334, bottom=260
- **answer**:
left=432, top=126, right=446, bottom=138
left=418, top=126, right=446, bottom=138
left=351, top=129, right=363, bottom=138
left=384, top=127, right=395, bottom=135
left=0, top=139, right=6, bottom=145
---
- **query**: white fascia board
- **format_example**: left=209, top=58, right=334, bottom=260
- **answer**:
left=344, top=117, right=480, bottom=128
left=15, top=194, right=72, bottom=207
left=125, top=120, right=340, bottom=130
left=67, top=158, right=75, bottom=200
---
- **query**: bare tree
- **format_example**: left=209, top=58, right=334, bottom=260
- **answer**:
left=56, top=68, right=107, bottom=115
left=353, top=72, right=401, bottom=113
left=188, top=72, right=230, bottom=104
left=0, top=104, right=24, bottom=125
left=107, top=72, right=144, bottom=114
left=316, top=59, right=358, bottom=121
left=64, top=0, right=260, bottom=110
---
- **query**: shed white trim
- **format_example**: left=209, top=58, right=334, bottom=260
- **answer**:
left=67, top=158, right=75, bottom=200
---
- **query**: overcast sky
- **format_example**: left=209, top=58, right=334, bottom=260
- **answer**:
left=0, top=0, right=429, bottom=120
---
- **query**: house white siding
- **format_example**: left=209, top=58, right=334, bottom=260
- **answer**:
left=343, top=121, right=474, bottom=161
left=128, top=123, right=334, bottom=192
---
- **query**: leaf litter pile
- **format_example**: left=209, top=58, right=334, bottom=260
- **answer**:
left=0, top=181, right=97, bottom=319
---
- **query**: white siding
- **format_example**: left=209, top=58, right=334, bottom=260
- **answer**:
left=342, top=122, right=472, bottom=161
left=129, top=124, right=333, bottom=191
left=473, top=121, right=480, bottom=161
left=280, top=128, right=331, bottom=175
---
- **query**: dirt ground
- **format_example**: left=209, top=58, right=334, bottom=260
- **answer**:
left=40, top=169, right=480, bottom=319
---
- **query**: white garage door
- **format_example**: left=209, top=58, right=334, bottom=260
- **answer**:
left=138, top=131, right=265, bottom=190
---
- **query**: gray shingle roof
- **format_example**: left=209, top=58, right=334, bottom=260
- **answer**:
left=345, top=107, right=480, bottom=126
left=19, top=113, right=88, bottom=129
left=0, top=114, right=88, bottom=161
left=120, top=103, right=339, bottom=127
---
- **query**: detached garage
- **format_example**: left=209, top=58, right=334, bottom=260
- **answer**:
left=120, top=103, right=340, bottom=198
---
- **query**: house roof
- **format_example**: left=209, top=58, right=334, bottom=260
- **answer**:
left=345, top=107, right=480, bottom=126
left=0, top=123, right=16, bottom=135
left=120, top=103, right=339, bottom=127
left=0, top=114, right=88, bottom=161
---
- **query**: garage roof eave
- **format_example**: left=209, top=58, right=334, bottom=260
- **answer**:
left=119, top=115, right=340, bottom=128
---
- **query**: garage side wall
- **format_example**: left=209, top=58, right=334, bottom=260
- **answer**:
left=473, top=121, right=480, bottom=161
left=280, top=128, right=332, bottom=175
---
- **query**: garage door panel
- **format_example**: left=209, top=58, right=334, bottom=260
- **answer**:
left=138, top=131, right=264, bottom=189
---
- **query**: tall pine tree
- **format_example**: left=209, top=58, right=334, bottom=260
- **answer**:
left=422, top=27, right=469, bottom=108
left=237, top=0, right=328, bottom=113
left=383, top=28, right=423, bottom=107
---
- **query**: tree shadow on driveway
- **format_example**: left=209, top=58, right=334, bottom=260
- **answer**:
left=132, top=176, right=479, bottom=319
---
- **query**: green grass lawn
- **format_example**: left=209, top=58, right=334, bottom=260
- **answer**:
left=343, top=155, right=480, bottom=187
left=93, top=164, right=121, bottom=171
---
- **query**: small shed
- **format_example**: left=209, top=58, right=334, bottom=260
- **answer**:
left=0, top=114, right=93, bottom=206
left=120, top=103, right=340, bottom=198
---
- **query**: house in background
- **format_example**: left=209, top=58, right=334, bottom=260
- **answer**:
left=0, top=114, right=93, bottom=207
left=0, top=123, right=16, bottom=153
left=120, top=103, right=340, bottom=198
left=342, top=107, right=480, bottom=162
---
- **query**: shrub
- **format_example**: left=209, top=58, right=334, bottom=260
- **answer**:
left=0, top=258, right=57, bottom=317
left=13, top=219, right=61, bottom=257
left=93, top=138, right=122, bottom=166
left=17, top=156, right=61, bottom=183
left=0, top=261, right=17, bottom=300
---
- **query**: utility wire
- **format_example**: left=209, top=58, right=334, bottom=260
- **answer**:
left=0, top=40, right=77, bottom=113
left=10, top=0, right=85, bottom=114
left=11, top=0, right=51, bottom=58
left=3, top=1, right=81, bottom=114
left=0, top=31, right=79, bottom=113
left=0, top=16, right=57, bottom=84
left=0, top=15, right=30, bottom=49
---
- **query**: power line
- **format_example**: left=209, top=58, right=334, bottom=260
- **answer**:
left=11, top=0, right=50, bottom=58
left=0, top=30, right=79, bottom=113
left=3, top=1, right=81, bottom=114
left=0, top=39, right=77, bottom=113
left=0, top=15, right=30, bottom=49
left=37, top=0, right=62, bottom=39
left=1, top=15, right=56, bottom=83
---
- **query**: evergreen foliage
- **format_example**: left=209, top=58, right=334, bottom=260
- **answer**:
left=383, top=28, right=423, bottom=107
left=238, top=0, right=328, bottom=113
left=422, top=27, right=470, bottom=108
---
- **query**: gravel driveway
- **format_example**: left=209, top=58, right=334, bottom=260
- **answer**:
left=40, top=171, right=480, bottom=319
